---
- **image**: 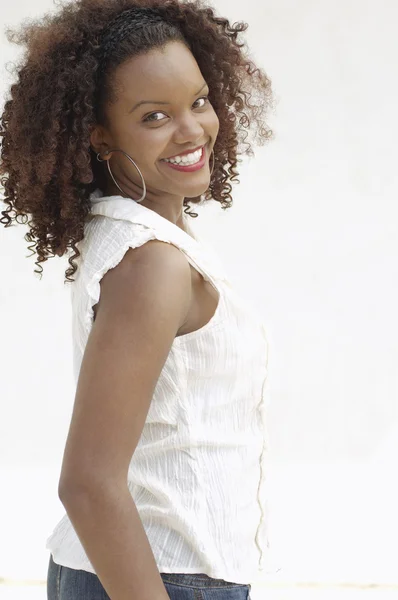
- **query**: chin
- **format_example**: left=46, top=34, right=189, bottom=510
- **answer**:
left=182, top=182, right=211, bottom=199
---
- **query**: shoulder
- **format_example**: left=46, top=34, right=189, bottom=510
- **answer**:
left=93, top=232, right=192, bottom=330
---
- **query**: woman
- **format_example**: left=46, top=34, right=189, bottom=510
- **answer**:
left=0, top=1, right=276, bottom=598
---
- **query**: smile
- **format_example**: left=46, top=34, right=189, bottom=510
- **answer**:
left=160, top=146, right=207, bottom=172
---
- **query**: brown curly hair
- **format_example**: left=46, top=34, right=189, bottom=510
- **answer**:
left=0, top=0, right=275, bottom=283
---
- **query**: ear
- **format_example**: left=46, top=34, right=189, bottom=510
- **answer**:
left=90, top=125, right=109, bottom=156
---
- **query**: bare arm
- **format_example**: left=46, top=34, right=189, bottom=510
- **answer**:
left=58, top=240, right=192, bottom=600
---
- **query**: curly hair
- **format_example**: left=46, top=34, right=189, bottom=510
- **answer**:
left=0, top=0, right=275, bottom=283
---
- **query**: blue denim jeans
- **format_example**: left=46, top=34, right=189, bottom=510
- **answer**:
left=47, top=553, right=252, bottom=600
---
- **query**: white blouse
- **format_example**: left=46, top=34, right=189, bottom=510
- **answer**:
left=45, top=189, right=275, bottom=585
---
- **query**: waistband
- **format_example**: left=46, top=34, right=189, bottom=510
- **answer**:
left=160, top=572, right=250, bottom=588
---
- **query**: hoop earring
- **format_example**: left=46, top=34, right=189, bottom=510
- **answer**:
left=96, top=148, right=146, bottom=203
left=209, top=149, right=215, bottom=176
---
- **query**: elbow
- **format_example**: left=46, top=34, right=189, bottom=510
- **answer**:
left=58, top=477, right=87, bottom=504
left=58, top=472, right=127, bottom=505
left=58, top=469, right=97, bottom=503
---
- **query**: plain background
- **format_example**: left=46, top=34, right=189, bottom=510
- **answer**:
left=0, top=0, right=397, bottom=591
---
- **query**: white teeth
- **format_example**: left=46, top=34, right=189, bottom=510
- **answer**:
left=164, top=148, right=203, bottom=165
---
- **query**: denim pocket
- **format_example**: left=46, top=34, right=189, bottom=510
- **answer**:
left=160, top=574, right=250, bottom=600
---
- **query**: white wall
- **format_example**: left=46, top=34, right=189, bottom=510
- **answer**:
left=1, top=0, right=397, bottom=586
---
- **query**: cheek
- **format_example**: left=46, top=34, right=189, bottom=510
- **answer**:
left=209, top=109, right=220, bottom=135
left=125, top=128, right=167, bottom=164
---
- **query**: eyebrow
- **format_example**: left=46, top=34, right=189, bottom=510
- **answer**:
left=128, top=82, right=208, bottom=113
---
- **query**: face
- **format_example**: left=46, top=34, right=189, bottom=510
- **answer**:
left=91, top=40, right=220, bottom=211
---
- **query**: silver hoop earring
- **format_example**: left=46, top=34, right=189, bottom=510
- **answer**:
left=209, top=149, right=215, bottom=176
left=96, top=149, right=146, bottom=203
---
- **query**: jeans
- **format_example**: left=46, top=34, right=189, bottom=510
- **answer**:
left=47, top=553, right=252, bottom=600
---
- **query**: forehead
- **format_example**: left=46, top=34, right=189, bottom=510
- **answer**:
left=114, top=41, right=204, bottom=99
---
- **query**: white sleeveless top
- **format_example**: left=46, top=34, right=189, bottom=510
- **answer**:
left=45, top=189, right=276, bottom=584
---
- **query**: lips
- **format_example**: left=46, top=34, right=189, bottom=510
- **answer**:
left=162, top=143, right=206, bottom=161
left=161, top=145, right=206, bottom=172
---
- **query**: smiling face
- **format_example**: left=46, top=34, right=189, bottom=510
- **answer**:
left=90, top=40, right=220, bottom=210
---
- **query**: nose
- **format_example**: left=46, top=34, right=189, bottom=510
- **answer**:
left=173, top=111, right=205, bottom=145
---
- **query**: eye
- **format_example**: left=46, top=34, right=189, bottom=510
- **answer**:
left=193, top=96, right=209, bottom=109
left=143, top=111, right=167, bottom=124
left=143, top=96, right=210, bottom=123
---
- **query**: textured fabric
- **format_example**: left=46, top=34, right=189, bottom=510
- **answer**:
left=45, top=189, right=274, bottom=585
